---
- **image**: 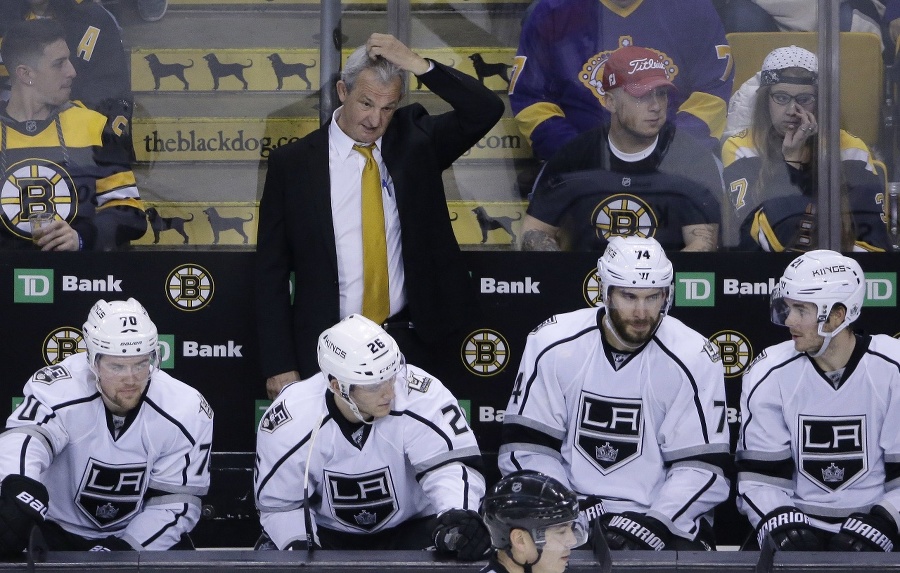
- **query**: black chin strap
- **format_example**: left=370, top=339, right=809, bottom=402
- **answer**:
left=505, top=547, right=543, bottom=573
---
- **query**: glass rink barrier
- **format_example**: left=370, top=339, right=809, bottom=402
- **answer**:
left=2, top=0, right=900, bottom=563
left=3, top=0, right=894, bottom=254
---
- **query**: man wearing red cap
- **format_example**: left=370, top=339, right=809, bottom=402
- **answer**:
left=520, top=45, right=723, bottom=253
left=510, top=0, right=732, bottom=161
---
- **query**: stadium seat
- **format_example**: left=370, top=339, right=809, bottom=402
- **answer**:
left=726, top=32, right=885, bottom=154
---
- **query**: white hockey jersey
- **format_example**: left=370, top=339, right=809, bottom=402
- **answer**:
left=0, top=353, right=213, bottom=550
left=498, top=307, right=730, bottom=540
left=254, top=366, right=486, bottom=550
left=736, top=334, right=900, bottom=532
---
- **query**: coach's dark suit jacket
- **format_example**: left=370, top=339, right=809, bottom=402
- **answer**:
left=255, top=61, right=504, bottom=380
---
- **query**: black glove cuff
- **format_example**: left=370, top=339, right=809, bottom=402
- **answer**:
left=579, top=496, right=606, bottom=524
left=871, top=505, right=899, bottom=536
left=833, top=510, right=898, bottom=552
left=603, top=512, right=671, bottom=551
left=1, top=474, right=49, bottom=522
left=756, top=506, right=808, bottom=547
left=756, top=506, right=824, bottom=551
left=432, top=509, right=490, bottom=560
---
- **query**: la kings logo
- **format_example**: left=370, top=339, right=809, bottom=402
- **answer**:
left=575, top=392, right=642, bottom=474
left=798, top=415, right=867, bottom=492
left=259, top=402, right=291, bottom=433
left=32, top=364, right=71, bottom=385
left=77, top=459, right=147, bottom=528
left=325, top=467, right=398, bottom=532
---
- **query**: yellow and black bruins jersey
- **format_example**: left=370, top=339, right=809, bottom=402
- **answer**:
left=722, top=129, right=889, bottom=252
left=0, top=101, right=143, bottom=250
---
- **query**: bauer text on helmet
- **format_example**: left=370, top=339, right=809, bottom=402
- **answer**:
left=83, top=298, right=159, bottom=365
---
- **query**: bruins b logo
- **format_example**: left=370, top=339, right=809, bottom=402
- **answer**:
left=591, top=193, right=657, bottom=240
left=1, top=159, right=77, bottom=239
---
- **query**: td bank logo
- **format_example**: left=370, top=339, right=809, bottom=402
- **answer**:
left=675, top=272, right=715, bottom=307
left=15, top=269, right=53, bottom=303
left=457, top=400, right=471, bottom=423
left=158, top=334, right=175, bottom=369
left=865, top=273, right=896, bottom=307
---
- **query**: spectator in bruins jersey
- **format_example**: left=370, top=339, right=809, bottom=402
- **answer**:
left=520, top=45, right=722, bottom=252
left=721, top=46, right=890, bottom=252
left=0, top=19, right=145, bottom=251
left=500, top=236, right=731, bottom=551
left=737, top=251, right=900, bottom=552
left=254, top=314, right=491, bottom=560
left=0, top=298, right=213, bottom=555
left=1, top=0, right=136, bottom=159
left=510, top=0, right=733, bottom=161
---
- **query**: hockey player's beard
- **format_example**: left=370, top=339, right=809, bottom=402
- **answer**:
left=605, top=307, right=659, bottom=349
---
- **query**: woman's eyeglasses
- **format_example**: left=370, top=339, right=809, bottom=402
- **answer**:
left=769, top=92, right=816, bottom=108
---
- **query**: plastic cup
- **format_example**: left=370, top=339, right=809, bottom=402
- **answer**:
left=29, top=212, right=55, bottom=244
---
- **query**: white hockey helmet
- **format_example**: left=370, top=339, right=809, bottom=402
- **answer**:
left=771, top=250, right=864, bottom=355
left=317, top=314, right=403, bottom=422
left=598, top=236, right=674, bottom=313
left=83, top=298, right=159, bottom=369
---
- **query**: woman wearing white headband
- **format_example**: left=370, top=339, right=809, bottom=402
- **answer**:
left=720, top=45, right=890, bottom=253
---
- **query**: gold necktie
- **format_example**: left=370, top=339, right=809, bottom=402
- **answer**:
left=354, top=144, right=390, bottom=324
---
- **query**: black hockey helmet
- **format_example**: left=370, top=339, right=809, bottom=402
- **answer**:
left=481, top=470, right=583, bottom=550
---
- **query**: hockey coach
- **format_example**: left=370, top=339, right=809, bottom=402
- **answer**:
left=254, top=314, right=491, bottom=560
left=0, top=298, right=214, bottom=555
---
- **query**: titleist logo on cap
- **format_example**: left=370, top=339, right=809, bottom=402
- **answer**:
left=627, top=57, right=667, bottom=76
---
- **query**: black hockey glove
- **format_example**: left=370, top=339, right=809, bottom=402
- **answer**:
left=88, top=535, right=134, bottom=551
left=828, top=507, right=898, bottom=552
left=0, top=474, right=48, bottom=557
left=755, top=506, right=823, bottom=551
left=601, top=512, right=670, bottom=551
left=432, top=509, right=492, bottom=561
left=580, top=495, right=607, bottom=527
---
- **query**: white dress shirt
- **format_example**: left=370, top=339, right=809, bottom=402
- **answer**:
left=328, top=108, right=407, bottom=320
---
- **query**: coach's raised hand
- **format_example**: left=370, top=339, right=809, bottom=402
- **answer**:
left=364, top=33, right=430, bottom=76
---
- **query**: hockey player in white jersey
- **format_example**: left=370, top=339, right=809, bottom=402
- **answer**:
left=0, top=298, right=213, bottom=556
left=499, top=236, right=730, bottom=550
left=479, top=470, right=588, bottom=573
left=254, top=314, right=491, bottom=559
left=737, top=250, right=900, bottom=552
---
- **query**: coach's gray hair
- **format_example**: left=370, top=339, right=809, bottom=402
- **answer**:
left=341, top=45, right=408, bottom=94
